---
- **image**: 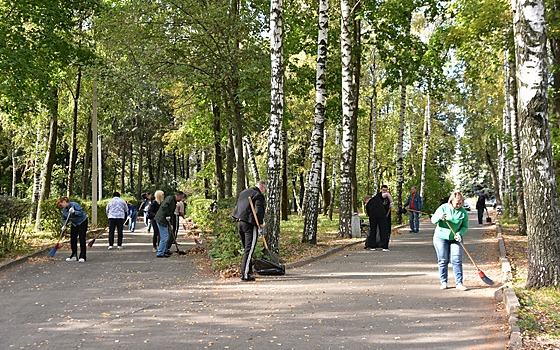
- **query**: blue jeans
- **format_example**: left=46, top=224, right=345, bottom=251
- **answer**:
left=409, top=211, right=420, bottom=232
left=433, top=235, right=463, bottom=284
left=156, top=222, right=169, bottom=256
left=128, top=211, right=138, bottom=232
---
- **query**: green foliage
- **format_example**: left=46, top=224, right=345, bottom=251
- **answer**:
left=185, top=196, right=217, bottom=231
left=0, top=196, right=31, bottom=257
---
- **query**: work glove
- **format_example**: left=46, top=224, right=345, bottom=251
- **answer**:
left=165, top=216, right=171, bottom=222
left=62, top=225, right=67, bottom=232
left=389, top=202, right=394, bottom=208
left=258, top=228, right=264, bottom=236
left=440, top=213, right=447, bottom=221
left=68, top=207, right=75, bottom=215
left=454, top=233, right=462, bottom=242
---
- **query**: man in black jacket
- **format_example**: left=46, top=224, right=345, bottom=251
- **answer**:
left=232, top=180, right=266, bottom=281
left=155, top=191, right=186, bottom=258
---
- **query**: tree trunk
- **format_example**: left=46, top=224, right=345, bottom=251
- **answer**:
left=370, top=52, right=379, bottom=192
left=225, top=127, right=234, bottom=198
left=350, top=9, right=360, bottom=213
left=244, top=135, right=260, bottom=182
left=513, top=0, right=560, bottom=288
left=30, top=127, right=43, bottom=222
left=35, top=86, right=59, bottom=230
left=549, top=0, right=560, bottom=129
left=396, top=81, right=406, bottom=224
left=11, top=147, right=17, bottom=197
left=281, top=129, right=289, bottom=220
left=212, top=100, right=225, bottom=200
left=137, top=137, right=144, bottom=199
left=81, top=115, right=91, bottom=199
left=303, top=0, right=328, bottom=244
left=329, top=124, right=340, bottom=220
left=120, top=142, right=126, bottom=194
left=508, top=50, right=527, bottom=235
left=264, top=0, right=284, bottom=253
left=67, top=68, right=81, bottom=197
left=420, top=91, right=431, bottom=199
left=339, top=0, right=354, bottom=237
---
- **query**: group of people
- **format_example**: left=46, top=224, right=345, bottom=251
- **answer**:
left=55, top=179, right=475, bottom=291
left=56, top=190, right=187, bottom=262
left=363, top=185, right=470, bottom=291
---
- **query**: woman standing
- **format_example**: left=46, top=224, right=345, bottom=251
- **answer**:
left=431, top=191, right=469, bottom=291
left=56, top=197, right=88, bottom=263
left=148, top=190, right=164, bottom=252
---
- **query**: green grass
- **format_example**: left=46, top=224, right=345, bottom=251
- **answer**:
left=516, top=287, right=560, bottom=340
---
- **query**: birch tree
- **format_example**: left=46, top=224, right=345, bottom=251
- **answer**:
left=339, top=0, right=355, bottom=237
left=264, top=0, right=284, bottom=253
left=303, top=0, right=329, bottom=244
left=420, top=91, right=431, bottom=199
left=513, top=0, right=560, bottom=288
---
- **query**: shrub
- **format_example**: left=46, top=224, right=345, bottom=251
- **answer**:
left=0, top=196, right=31, bottom=257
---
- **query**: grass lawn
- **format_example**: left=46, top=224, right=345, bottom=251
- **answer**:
left=500, top=222, right=560, bottom=350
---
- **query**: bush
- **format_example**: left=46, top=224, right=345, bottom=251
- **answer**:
left=0, top=196, right=31, bottom=257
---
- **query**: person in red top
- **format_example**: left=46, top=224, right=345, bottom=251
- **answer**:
left=403, top=186, right=423, bottom=233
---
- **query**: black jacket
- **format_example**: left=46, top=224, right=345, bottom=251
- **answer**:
left=366, top=192, right=385, bottom=219
left=232, top=186, right=265, bottom=226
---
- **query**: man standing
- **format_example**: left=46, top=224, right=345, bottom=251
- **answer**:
left=155, top=191, right=186, bottom=258
left=404, top=186, right=423, bottom=233
left=365, top=185, right=392, bottom=251
left=476, top=191, right=489, bottom=225
left=232, top=180, right=266, bottom=282
left=106, top=192, right=128, bottom=249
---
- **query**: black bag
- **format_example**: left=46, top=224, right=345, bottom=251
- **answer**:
left=486, top=216, right=492, bottom=223
left=254, top=258, right=285, bottom=276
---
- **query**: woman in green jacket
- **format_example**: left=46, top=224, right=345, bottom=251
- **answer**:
left=431, top=191, right=469, bottom=291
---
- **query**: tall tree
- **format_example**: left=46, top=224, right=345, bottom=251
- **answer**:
left=303, top=0, right=329, bottom=244
left=264, top=0, right=284, bottom=253
left=339, top=0, right=355, bottom=237
left=513, top=0, right=560, bottom=288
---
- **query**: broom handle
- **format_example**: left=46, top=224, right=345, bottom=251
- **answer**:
left=444, top=219, right=480, bottom=270
left=408, top=208, right=431, bottom=216
left=248, top=197, right=270, bottom=252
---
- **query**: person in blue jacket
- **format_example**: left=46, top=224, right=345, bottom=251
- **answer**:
left=56, top=196, right=88, bottom=263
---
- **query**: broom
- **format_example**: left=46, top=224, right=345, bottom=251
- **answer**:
left=48, top=215, right=71, bottom=258
left=167, top=219, right=187, bottom=255
left=87, top=227, right=105, bottom=248
left=444, top=219, right=494, bottom=286
left=248, top=196, right=279, bottom=264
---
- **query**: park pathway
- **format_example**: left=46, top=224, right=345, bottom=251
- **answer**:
left=0, top=212, right=508, bottom=349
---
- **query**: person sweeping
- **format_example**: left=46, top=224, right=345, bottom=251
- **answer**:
left=431, top=191, right=469, bottom=291
left=56, top=197, right=88, bottom=263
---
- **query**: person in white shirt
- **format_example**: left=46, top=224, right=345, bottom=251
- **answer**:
left=106, top=191, right=128, bottom=249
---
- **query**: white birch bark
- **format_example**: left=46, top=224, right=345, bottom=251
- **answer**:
left=243, top=135, right=260, bottom=182
left=264, top=0, right=284, bottom=252
left=370, top=52, right=379, bottom=193
left=303, top=0, right=328, bottom=244
left=339, top=0, right=354, bottom=237
left=513, top=0, right=560, bottom=288
left=420, top=91, right=431, bottom=199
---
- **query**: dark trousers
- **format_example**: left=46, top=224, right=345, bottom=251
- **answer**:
left=238, top=221, right=258, bottom=279
left=70, top=218, right=88, bottom=260
left=108, top=218, right=125, bottom=247
left=366, top=214, right=389, bottom=249
left=477, top=208, right=484, bottom=224
left=151, top=218, right=160, bottom=248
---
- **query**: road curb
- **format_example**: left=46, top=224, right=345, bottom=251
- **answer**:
left=494, top=221, right=523, bottom=350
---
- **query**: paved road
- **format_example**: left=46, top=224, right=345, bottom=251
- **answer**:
left=0, top=212, right=508, bottom=349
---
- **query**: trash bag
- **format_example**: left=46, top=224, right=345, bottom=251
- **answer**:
left=254, top=258, right=285, bottom=276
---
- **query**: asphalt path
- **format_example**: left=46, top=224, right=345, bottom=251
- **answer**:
left=0, top=212, right=508, bottom=349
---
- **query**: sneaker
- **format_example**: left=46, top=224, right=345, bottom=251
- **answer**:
left=78, top=258, right=86, bottom=263
left=440, top=282, right=448, bottom=290
left=456, top=284, right=468, bottom=291
left=382, top=249, right=390, bottom=252
left=117, top=246, right=123, bottom=250
left=156, top=254, right=170, bottom=258
left=369, top=248, right=376, bottom=251
left=108, top=246, right=113, bottom=250
left=241, top=276, right=256, bottom=282
left=152, top=247, right=157, bottom=253
left=65, top=256, right=77, bottom=262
